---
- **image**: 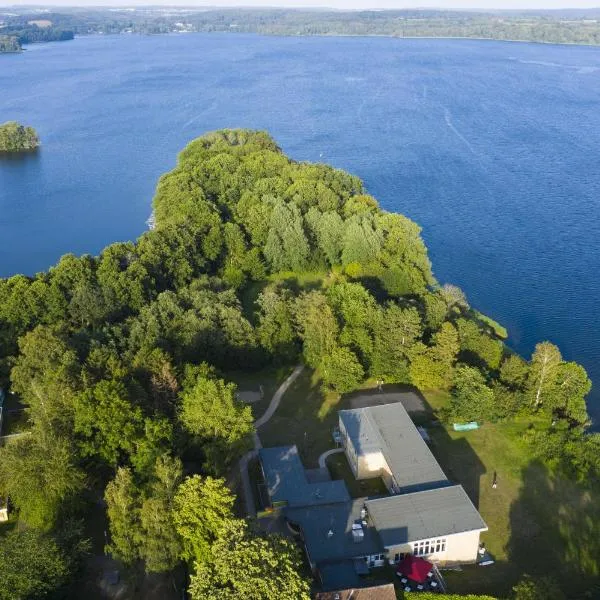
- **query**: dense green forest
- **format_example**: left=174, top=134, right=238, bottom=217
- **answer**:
left=0, top=21, right=73, bottom=52
left=0, top=129, right=596, bottom=598
left=0, top=122, right=39, bottom=153
left=4, top=7, right=600, bottom=48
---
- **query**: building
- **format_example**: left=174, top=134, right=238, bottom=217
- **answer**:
left=258, top=402, right=487, bottom=590
left=338, top=403, right=448, bottom=494
left=260, top=445, right=350, bottom=508
left=315, top=583, right=397, bottom=600
left=365, top=485, right=487, bottom=564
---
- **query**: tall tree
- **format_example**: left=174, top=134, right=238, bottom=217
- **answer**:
left=105, top=467, right=141, bottom=566
left=294, top=291, right=339, bottom=368
left=320, top=346, right=364, bottom=393
left=10, top=325, right=79, bottom=433
left=0, top=529, right=70, bottom=600
left=73, top=379, right=143, bottom=466
left=371, top=304, right=422, bottom=381
left=327, top=282, right=377, bottom=365
left=499, top=354, right=529, bottom=391
left=0, top=431, right=84, bottom=530
left=341, top=214, right=383, bottom=267
left=188, top=519, right=311, bottom=600
left=256, top=285, right=298, bottom=362
left=528, top=342, right=562, bottom=408
left=410, top=322, right=459, bottom=390
left=450, top=366, right=494, bottom=422
left=179, top=377, right=253, bottom=472
left=263, top=201, right=310, bottom=272
left=173, top=475, right=235, bottom=564
left=551, top=362, right=591, bottom=424
left=138, top=455, right=183, bottom=573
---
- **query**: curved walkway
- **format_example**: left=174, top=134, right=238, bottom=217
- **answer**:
left=255, top=364, right=304, bottom=430
left=318, top=447, right=344, bottom=469
left=238, top=365, right=305, bottom=518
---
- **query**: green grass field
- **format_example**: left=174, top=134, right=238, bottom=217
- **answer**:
left=423, top=389, right=600, bottom=598
left=258, top=368, right=344, bottom=467
left=225, top=365, right=294, bottom=421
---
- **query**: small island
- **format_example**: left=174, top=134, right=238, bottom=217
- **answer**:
left=0, top=35, right=21, bottom=53
left=0, top=121, right=40, bottom=153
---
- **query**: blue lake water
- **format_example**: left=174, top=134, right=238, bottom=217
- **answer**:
left=2, top=34, right=600, bottom=421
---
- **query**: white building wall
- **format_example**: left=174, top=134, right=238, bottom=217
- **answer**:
left=384, top=529, right=484, bottom=566
left=442, top=530, right=483, bottom=564
left=356, top=451, right=388, bottom=480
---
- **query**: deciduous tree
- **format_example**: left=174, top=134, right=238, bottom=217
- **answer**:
left=188, top=519, right=311, bottom=600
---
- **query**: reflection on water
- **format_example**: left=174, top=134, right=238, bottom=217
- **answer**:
left=0, top=148, right=41, bottom=164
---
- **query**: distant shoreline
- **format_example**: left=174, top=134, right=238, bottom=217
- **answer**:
left=67, top=30, right=600, bottom=51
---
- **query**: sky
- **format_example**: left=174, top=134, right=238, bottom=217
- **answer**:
left=4, top=0, right=600, bottom=10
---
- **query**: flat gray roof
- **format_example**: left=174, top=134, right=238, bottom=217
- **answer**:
left=339, top=403, right=448, bottom=493
left=286, top=499, right=383, bottom=565
left=365, top=485, right=488, bottom=547
left=259, top=445, right=350, bottom=508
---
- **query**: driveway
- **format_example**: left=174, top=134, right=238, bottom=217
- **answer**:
left=347, top=387, right=427, bottom=413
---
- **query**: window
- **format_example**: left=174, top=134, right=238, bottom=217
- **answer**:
left=412, top=538, right=446, bottom=556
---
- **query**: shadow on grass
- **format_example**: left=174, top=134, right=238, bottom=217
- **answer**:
left=508, top=460, right=600, bottom=598
left=259, top=369, right=343, bottom=467
left=414, top=392, right=486, bottom=509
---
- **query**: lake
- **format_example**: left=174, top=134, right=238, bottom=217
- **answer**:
left=2, top=33, right=600, bottom=422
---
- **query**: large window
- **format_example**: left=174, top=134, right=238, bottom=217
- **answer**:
left=412, top=538, right=446, bottom=556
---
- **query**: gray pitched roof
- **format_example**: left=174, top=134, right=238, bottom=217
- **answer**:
left=316, top=583, right=397, bottom=600
left=259, top=445, right=350, bottom=507
left=365, top=485, right=488, bottom=547
left=339, top=403, right=448, bottom=493
left=286, top=499, right=383, bottom=565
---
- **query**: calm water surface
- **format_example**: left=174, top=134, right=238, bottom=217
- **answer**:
left=2, top=34, right=600, bottom=421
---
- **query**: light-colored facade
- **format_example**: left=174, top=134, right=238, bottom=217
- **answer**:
left=338, top=404, right=487, bottom=566
left=383, top=530, right=483, bottom=567
left=340, top=427, right=396, bottom=492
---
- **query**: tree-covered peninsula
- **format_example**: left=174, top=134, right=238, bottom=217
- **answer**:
left=0, top=121, right=39, bottom=153
left=0, top=130, right=597, bottom=599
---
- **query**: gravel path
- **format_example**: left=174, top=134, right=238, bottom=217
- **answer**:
left=238, top=365, right=305, bottom=518
left=318, top=447, right=345, bottom=469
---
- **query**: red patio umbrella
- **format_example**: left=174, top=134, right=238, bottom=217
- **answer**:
left=396, top=555, right=433, bottom=583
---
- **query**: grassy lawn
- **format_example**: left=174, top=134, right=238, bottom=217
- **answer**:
left=259, top=368, right=346, bottom=467
left=225, top=365, right=294, bottom=421
left=326, top=452, right=388, bottom=498
left=422, top=388, right=600, bottom=598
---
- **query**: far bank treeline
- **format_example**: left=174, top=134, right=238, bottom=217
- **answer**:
left=0, top=22, right=74, bottom=53
left=0, top=130, right=595, bottom=598
left=5, top=8, right=600, bottom=50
